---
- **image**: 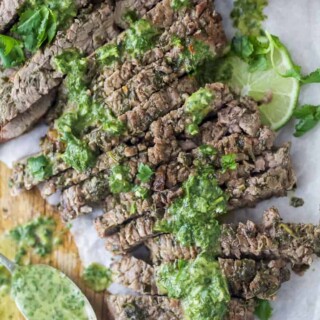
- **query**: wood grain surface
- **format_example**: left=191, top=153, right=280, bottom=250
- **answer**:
left=0, top=161, right=110, bottom=320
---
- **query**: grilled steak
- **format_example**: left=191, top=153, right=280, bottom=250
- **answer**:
left=146, top=207, right=320, bottom=271
left=0, top=1, right=119, bottom=142
left=112, top=255, right=290, bottom=300
left=106, top=295, right=255, bottom=320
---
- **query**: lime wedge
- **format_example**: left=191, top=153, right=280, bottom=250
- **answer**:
left=226, top=36, right=300, bottom=130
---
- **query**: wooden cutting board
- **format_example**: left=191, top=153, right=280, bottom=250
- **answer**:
left=0, top=161, right=109, bottom=320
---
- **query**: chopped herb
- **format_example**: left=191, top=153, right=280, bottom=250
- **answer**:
left=231, top=0, right=269, bottom=36
left=108, top=165, right=132, bottom=194
left=293, top=105, right=320, bottom=137
left=137, top=163, right=154, bottom=182
left=171, top=0, right=191, bottom=10
left=221, top=154, right=237, bottom=173
left=124, top=19, right=160, bottom=57
left=254, top=299, right=273, bottom=320
left=290, top=196, right=304, bottom=208
left=156, top=255, right=230, bottom=320
left=185, top=87, right=214, bottom=135
left=0, top=35, right=25, bottom=68
left=12, top=6, right=57, bottom=53
left=27, top=155, right=53, bottom=181
left=156, top=166, right=228, bottom=250
left=9, top=217, right=58, bottom=263
left=62, top=135, right=97, bottom=172
left=96, top=43, right=121, bottom=66
left=82, top=263, right=112, bottom=292
left=123, top=10, right=139, bottom=25
left=199, top=145, right=217, bottom=156
left=133, top=185, right=150, bottom=199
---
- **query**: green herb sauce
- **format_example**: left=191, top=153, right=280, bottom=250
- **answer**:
left=11, top=265, right=89, bottom=320
left=82, top=263, right=112, bottom=292
left=27, top=155, right=53, bottom=181
left=156, top=166, right=228, bottom=250
left=108, top=165, right=133, bottom=194
left=184, top=87, right=215, bottom=135
left=9, top=217, right=59, bottom=263
left=171, top=0, right=191, bottom=10
left=124, top=19, right=160, bottom=57
left=157, top=255, right=231, bottom=320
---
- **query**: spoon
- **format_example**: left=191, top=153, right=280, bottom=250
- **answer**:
left=0, top=253, right=97, bottom=320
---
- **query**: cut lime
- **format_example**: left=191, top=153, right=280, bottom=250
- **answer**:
left=226, top=36, right=300, bottom=130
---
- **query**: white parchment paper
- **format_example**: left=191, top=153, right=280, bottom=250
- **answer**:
left=1, top=1, right=320, bottom=318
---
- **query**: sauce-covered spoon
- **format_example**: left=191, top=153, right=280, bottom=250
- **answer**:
left=0, top=252, right=97, bottom=320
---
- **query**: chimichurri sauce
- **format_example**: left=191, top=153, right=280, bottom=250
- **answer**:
left=11, top=265, right=89, bottom=320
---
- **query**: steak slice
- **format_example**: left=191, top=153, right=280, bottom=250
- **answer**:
left=0, top=0, right=26, bottom=32
left=112, top=255, right=290, bottom=300
left=3, top=1, right=119, bottom=134
left=146, top=207, right=320, bottom=271
left=95, top=144, right=292, bottom=237
left=106, top=295, right=255, bottom=320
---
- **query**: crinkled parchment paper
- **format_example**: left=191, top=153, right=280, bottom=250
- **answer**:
left=1, top=1, right=320, bottom=318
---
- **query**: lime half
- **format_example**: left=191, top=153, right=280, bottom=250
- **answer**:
left=226, top=36, right=300, bottom=130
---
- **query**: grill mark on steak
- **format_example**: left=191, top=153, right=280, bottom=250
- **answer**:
left=4, top=1, right=119, bottom=133
left=146, top=207, right=320, bottom=272
left=112, top=255, right=290, bottom=300
left=94, top=144, right=292, bottom=237
left=106, top=295, right=256, bottom=320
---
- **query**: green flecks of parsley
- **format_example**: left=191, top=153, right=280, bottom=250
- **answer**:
left=231, top=0, right=269, bottom=36
left=155, top=166, right=228, bottom=250
left=96, top=43, right=121, bottom=66
left=124, top=19, right=160, bottom=57
left=27, top=155, right=53, bottom=181
left=62, top=135, right=97, bottom=172
left=185, top=87, right=215, bottom=135
left=133, top=185, right=150, bottom=199
left=221, top=154, right=238, bottom=173
left=12, top=6, right=57, bottom=53
left=137, top=163, right=154, bottom=183
left=108, top=165, right=133, bottom=194
left=0, top=35, right=25, bottom=68
left=254, top=299, right=273, bottom=320
left=9, top=217, right=57, bottom=263
left=171, top=0, right=191, bottom=10
left=82, top=263, right=112, bottom=292
left=293, top=105, right=320, bottom=137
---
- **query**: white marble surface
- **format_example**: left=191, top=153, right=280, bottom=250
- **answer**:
left=1, top=1, right=320, bottom=318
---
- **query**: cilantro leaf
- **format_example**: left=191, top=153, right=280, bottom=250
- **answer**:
left=231, top=0, right=269, bottom=36
left=27, top=155, right=53, bottom=181
left=221, top=154, right=237, bottom=173
left=254, top=299, right=273, bottom=320
left=108, top=165, right=133, bottom=194
left=293, top=105, right=320, bottom=137
left=137, top=163, right=154, bottom=182
left=231, top=35, right=254, bottom=59
left=133, top=185, right=150, bottom=199
left=13, top=6, right=57, bottom=53
left=0, top=35, right=25, bottom=68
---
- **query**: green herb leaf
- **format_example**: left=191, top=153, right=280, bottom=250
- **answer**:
left=13, top=6, right=57, bottom=52
left=293, top=105, right=320, bottom=137
left=221, top=154, right=237, bottom=173
left=171, top=0, right=191, bottom=10
left=133, top=185, right=150, bottom=199
left=108, top=165, right=133, bottom=194
left=199, top=145, right=217, bottom=156
left=0, top=35, right=25, bottom=68
left=27, top=155, right=53, bottom=181
left=254, top=299, right=273, bottom=320
left=96, top=43, right=121, bottom=66
left=231, top=35, right=254, bottom=59
left=231, top=0, right=269, bottom=36
left=137, top=163, right=154, bottom=182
